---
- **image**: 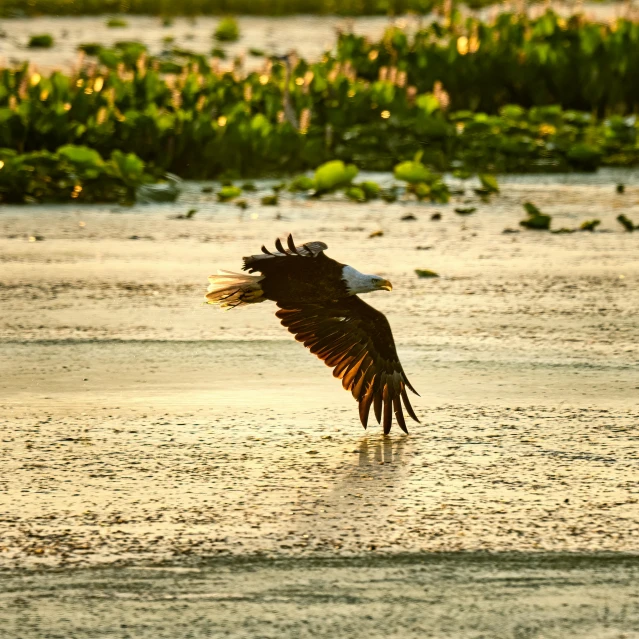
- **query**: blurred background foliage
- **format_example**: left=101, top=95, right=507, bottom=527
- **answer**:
left=1, top=9, right=639, bottom=201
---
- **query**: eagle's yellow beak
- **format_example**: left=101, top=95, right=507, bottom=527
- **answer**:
left=378, top=279, right=393, bottom=291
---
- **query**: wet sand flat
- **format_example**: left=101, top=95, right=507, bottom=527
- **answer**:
left=1, top=172, right=638, bottom=572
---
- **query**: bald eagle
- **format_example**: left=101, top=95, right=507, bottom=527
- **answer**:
left=205, top=235, right=419, bottom=434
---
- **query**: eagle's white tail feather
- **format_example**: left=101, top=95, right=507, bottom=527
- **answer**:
left=206, top=270, right=265, bottom=309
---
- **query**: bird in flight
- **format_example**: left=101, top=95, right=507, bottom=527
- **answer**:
left=205, top=235, right=418, bottom=434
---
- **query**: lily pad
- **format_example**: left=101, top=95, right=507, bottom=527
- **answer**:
left=218, top=186, right=242, bottom=202
left=314, top=160, right=358, bottom=193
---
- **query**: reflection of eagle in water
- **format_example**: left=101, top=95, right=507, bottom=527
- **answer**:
left=205, top=235, right=419, bottom=434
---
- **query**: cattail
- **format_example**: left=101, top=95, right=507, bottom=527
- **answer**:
left=388, top=66, right=397, bottom=84
left=277, top=110, right=285, bottom=124
left=299, top=108, right=311, bottom=134
left=397, top=70, right=407, bottom=88
left=243, top=84, right=252, bottom=102
left=136, top=54, right=147, bottom=78
left=96, top=107, right=108, bottom=125
left=172, top=90, right=182, bottom=109
left=433, top=81, right=450, bottom=110
left=196, top=95, right=206, bottom=111
left=379, top=66, right=388, bottom=82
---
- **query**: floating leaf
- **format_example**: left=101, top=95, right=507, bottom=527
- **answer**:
left=288, top=175, right=315, bottom=192
left=314, top=160, right=358, bottom=193
left=617, top=214, right=635, bottom=232
left=214, top=17, right=240, bottom=42
left=58, top=145, right=103, bottom=167
left=415, top=269, right=439, bottom=278
left=579, top=219, right=600, bottom=232
left=520, top=214, right=551, bottom=230
left=394, top=160, right=431, bottom=184
left=28, top=34, right=54, bottom=48
left=218, top=185, right=242, bottom=201
left=478, top=173, right=499, bottom=193
left=345, top=186, right=366, bottom=203
left=523, top=202, right=542, bottom=217
left=106, top=17, right=128, bottom=28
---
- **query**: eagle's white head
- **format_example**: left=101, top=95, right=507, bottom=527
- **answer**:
left=342, top=265, right=393, bottom=295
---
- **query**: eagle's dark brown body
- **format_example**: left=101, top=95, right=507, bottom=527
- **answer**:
left=246, top=248, right=347, bottom=305
left=206, top=235, right=419, bottom=434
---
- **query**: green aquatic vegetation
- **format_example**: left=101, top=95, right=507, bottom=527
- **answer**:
left=314, top=161, right=358, bottom=194
left=359, top=181, right=381, bottom=200
left=0, top=145, right=153, bottom=204
left=337, top=11, right=639, bottom=115
left=520, top=202, right=552, bottom=230
left=580, top=219, right=601, bottom=232
left=241, top=182, right=257, bottom=192
left=217, top=185, right=242, bottom=201
left=394, top=159, right=432, bottom=184
left=106, top=17, right=128, bottom=28
left=415, top=269, right=439, bottom=278
left=235, top=199, right=248, bottom=209
left=616, top=184, right=625, bottom=194
left=381, top=187, right=399, bottom=203
left=78, top=43, right=102, bottom=56
left=249, top=48, right=265, bottom=57
left=2, top=37, right=639, bottom=183
left=345, top=186, right=366, bottom=203
left=523, top=202, right=542, bottom=217
left=566, top=144, right=602, bottom=172
left=616, top=214, right=636, bottom=232
left=28, top=34, right=54, bottom=48
left=394, top=156, right=449, bottom=203
left=288, top=175, right=315, bottom=192
left=261, top=194, right=278, bottom=205
left=413, top=182, right=430, bottom=201
left=475, top=173, right=499, bottom=196
left=211, top=47, right=227, bottom=59
left=455, top=206, right=476, bottom=215
left=215, top=17, right=239, bottom=42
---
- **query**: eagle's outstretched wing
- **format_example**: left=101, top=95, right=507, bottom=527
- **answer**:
left=243, top=235, right=328, bottom=274
left=276, top=296, right=419, bottom=434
